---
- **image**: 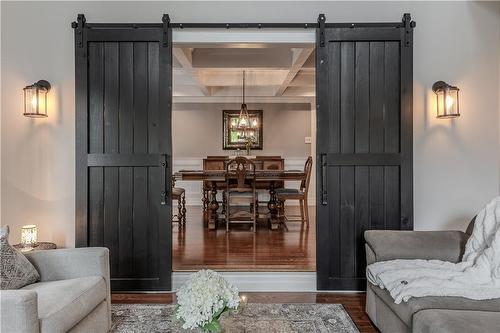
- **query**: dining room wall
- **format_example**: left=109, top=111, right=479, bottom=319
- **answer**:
left=172, top=105, right=312, bottom=158
left=1, top=1, right=499, bottom=247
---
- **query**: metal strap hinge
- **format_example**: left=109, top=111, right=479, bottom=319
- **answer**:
left=71, top=14, right=86, bottom=48
left=318, top=14, right=326, bottom=47
left=403, top=13, right=416, bottom=48
left=162, top=14, right=170, bottom=47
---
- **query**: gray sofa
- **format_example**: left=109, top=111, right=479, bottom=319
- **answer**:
left=364, top=221, right=500, bottom=333
left=1, top=247, right=111, bottom=333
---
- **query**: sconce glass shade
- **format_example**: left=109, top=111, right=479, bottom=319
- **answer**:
left=23, top=80, right=51, bottom=118
left=21, top=225, right=38, bottom=250
left=432, top=81, right=460, bottom=119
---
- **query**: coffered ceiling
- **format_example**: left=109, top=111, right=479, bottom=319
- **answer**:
left=172, top=42, right=315, bottom=106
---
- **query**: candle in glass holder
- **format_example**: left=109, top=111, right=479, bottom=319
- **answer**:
left=21, top=225, right=37, bottom=251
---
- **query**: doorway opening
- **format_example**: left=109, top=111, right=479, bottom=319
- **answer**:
left=171, top=33, right=317, bottom=272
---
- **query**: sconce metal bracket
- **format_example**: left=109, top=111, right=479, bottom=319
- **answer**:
left=402, top=13, right=415, bottom=47
left=432, top=81, right=448, bottom=93
left=318, top=14, right=326, bottom=47
left=162, top=14, right=170, bottom=47
left=71, top=14, right=86, bottom=48
left=36, top=80, right=51, bottom=91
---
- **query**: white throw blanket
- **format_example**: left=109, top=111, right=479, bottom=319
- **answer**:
left=366, top=197, right=500, bottom=304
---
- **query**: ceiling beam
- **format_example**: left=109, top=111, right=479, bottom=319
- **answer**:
left=200, top=70, right=289, bottom=86
left=172, top=48, right=209, bottom=96
left=275, top=48, right=314, bottom=96
left=192, top=48, right=293, bottom=69
left=288, top=71, right=315, bottom=87
left=207, top=86, right=281, bottom=97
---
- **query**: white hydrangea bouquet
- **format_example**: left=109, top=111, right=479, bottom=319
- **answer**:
left=175, top=270, right=240, bottom=332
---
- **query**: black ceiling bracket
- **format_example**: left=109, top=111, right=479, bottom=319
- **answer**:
left=71, top=14, right=86, bottom=48
left=318, top=14, right=326, bottom=47
left=403, top=13, right=416, bottom=47
left=162, top=14, right=170, bottom=47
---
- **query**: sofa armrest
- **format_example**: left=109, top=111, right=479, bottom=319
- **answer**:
left=364, top=230, right=468, bottom=265
left=25, top=247, right=111, bottom=328
left=25, top=247, right=109, bottom=283
left=1, top=290, right=39, bottom=333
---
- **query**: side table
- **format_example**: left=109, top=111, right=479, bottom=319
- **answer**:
left=13, top=242, right=57, bottom=252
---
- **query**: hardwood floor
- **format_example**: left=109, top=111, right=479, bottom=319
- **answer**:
left=112, top=292, right=378, bottom=333
left=166, top=206, right=379, bottom=331
left=173, top=205, right=316, bottom=271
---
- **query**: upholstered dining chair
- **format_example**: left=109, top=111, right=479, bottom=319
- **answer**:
left=276, top=156, right=313, bottom=225
left=172, top=176, right=186, bottom=228
left=225, top=157, right=258, bottom=232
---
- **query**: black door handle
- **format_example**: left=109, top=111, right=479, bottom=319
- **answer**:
left=321, top=154, right=328, bottom=205
left=160, top=154, right=168, bottom=205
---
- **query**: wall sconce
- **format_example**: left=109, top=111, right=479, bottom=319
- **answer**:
left=432, top=81, right=460, bottom=119
left=21, top=225, right=38, bottom=251
left=23, top=80, right=51, bottom=118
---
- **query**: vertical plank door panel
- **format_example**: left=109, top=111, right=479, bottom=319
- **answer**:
left=103, top=42, right=120, bottom=276
left=75, top=20, right=172, bottom=291
left=317, top=20, right=413, bottom=290
left=88, top=42, right=104, bottom=155
left=384, top=42, right=401, bottom=154
left=368, top=42, right=385, bottom=154
left=87, top=42, right=105, bottom=250
left=118, top=42, right=134, bottom=278
left=354, top=42, right=370, bottom=154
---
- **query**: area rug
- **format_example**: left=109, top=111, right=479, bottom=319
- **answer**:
left=111, top=303, right=360, bottom=332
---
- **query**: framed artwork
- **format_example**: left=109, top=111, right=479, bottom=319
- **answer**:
left=222, top=110, right=263, bottom=150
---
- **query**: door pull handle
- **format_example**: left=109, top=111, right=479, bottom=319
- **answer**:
left=321, top=154, right=328, bottom=205
left=160, top=154, right=168, bottom=205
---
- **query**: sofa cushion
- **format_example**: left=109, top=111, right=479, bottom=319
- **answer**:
left=413, top=309, right=500, bottom=333
left=22, top=276, right=106, bottom=333
left=0, top=225, right=40, bottom=289
left=370, top=283, right=500, bottom=327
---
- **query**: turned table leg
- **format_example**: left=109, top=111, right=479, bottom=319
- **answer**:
left=202, top=188, right=209, bottom=224
left=177, top=195, right=183, bottom=229
left=181, top=192, right=187, bottom=226
left=208, top=181, right=219, bottom=230
left=267, top=181, right=279, bottom=230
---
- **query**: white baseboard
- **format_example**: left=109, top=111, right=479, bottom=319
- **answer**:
left=172, top=272, right=317, bottom=292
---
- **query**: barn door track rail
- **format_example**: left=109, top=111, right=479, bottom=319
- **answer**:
left=71, top=13, right=416, bottom=48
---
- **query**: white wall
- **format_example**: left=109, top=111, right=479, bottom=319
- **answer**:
left=172, top=105, right=312, bottom=158
left=1, top=1, right=499, bottom=246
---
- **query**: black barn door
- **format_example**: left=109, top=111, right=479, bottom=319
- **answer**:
left=74, top=15, right=173, bottom=291
left=316, top=14, right=415, bottom=290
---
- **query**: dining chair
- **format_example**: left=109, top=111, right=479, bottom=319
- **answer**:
left=225, top=157, right=258, bottom=232
left=202, top=156, right=228, bottom=217
left=276, top=156, right=313, bottom=225
left=255, top=156, right=284, bottom=215
left=172, top=176, right=186, bottom=228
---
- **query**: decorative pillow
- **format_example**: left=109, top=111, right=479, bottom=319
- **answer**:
left=0, top=225, right=40, bottom=289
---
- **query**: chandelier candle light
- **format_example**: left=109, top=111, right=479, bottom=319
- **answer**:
left=232, top=71, right=258, bottom=155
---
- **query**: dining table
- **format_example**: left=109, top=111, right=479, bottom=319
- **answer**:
left=174, top=169, right=306, bottom=230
